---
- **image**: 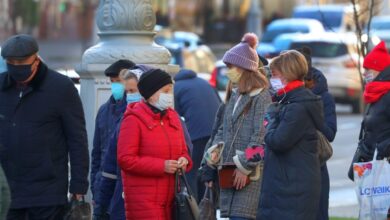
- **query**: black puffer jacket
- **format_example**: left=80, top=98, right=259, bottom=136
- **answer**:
left=362, top=66, right=390, bottom=159
left=259, top=87, right=323, bottom=220
left=0, top=62, right=89, bottom=209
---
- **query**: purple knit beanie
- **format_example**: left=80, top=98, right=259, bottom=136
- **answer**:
left=222, top=33, right=259, bottom=72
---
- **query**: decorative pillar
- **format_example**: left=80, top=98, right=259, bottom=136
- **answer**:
left=76, top=0, right=179, bottom=198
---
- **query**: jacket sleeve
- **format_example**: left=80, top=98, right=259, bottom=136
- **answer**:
left=179, top=122, right=193, bottom=172
left=91, top=109, right=102, bottom=197
left=233, top=94, right=271, bottom=175
left=180, top=120, right=193, bottom=156
left=117, top=115, right=166, bottom=177
left=265, top=103, right=310, bottom=153
left=61, top=82, right=89, bottom=194
left=320, top=93, right=337, bottom=142
left=96, top=126, right=120, bottom=210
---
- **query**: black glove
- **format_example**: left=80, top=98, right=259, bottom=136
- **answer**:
left=199, top=164, right=218, bottom=183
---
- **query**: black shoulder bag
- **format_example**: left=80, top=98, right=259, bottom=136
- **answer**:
left=173, top=169, right=200, bottom=220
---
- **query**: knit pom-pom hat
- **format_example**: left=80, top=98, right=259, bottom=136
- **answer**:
left=222, top=33, right=259, bottom=72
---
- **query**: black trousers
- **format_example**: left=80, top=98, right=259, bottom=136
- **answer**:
left=186, top=136, right=210, bottom=202
left=7, top=205, right=66, bottom=220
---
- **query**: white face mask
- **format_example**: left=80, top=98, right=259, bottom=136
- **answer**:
left=153, top=93, right=174, bottom=111
left=270, top=78, right=285, bottom=91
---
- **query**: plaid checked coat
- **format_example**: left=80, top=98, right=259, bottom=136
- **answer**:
left=212, top=88, right=271, bottom=219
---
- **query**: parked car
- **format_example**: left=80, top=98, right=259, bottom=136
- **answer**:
left=365, top=16, right=390, bottom=50
left=292, top=4, right=356, bottom=32
left=257, top=33, right=303, bottom=58
left=258, top=19, right=324, bottom=57
left=288, top=33, right=364, bottom=113
left=0, top=48, right=6, bottom=73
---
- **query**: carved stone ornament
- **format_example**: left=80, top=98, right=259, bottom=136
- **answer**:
left=78, top=0, right=178, bottom=77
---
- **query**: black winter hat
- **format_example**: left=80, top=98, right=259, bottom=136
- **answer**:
left=138, top=69, right=172, bottom=100
left=104, top=59, right=136, bottom=77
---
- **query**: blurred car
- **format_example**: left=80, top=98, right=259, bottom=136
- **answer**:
left=292, top=4, right=356, bottom=32
left=258, top=19, right=324, bottom=57
left=0, top=48, right=6, bottom=73
left=288, top=33, right=364, bottom=113
left=365, top=16, right=390, bottom=50
left=155, top=29, right=203, bottom=49
left=257, top=33, right=303, bottom=58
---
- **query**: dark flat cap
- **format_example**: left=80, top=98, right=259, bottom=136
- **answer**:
left=1, top=34, right=39, bottom=60
left=104, top=59, right=136, bottom=77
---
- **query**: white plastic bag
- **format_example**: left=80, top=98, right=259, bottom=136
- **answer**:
left=354, top=151, right=390, bottom=220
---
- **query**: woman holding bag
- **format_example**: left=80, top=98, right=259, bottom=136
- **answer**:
left=258, top=50, right=324, bottom=220
left=201, top=33, right=271, bottom=220
left=348, top=41, right=390, bottom=179
left=117, top=69, right=192, bottom=220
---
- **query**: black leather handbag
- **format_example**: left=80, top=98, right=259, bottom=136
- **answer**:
left=173, top=169, right=199, bottom=220
left=64, top=196, right=91, bottom=220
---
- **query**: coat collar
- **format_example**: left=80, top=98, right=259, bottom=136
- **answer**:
left=231, top=88, right=263, bottom=123
left=125, top=101, right=181, bottom=130
left=1, top=61, right=48, bottom=91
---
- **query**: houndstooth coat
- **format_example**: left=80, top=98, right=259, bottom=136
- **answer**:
left=212, top=88, right=271, bottom=219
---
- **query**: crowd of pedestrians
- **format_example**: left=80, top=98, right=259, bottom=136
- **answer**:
left=0, top=32, right=389, bottom=220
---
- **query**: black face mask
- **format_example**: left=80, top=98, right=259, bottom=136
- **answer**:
left=7, top=63, right=33, bottom=82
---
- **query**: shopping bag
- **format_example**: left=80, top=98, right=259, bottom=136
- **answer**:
left=199, top=186, right=216, bottom=220
left=354, top=151, right=390, bottom=220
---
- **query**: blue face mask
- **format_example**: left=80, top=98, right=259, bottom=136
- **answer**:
left=126, top=92, right=142, bottom=104
left=111, top=82, right=125, bottom=101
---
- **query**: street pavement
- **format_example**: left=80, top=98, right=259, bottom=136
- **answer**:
left=328, top=105, right=361, bottom=218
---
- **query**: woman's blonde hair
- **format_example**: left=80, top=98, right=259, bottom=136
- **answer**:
left=236, top=68, right=269, bottom=94
left=270, top=50, right=308, bottom=81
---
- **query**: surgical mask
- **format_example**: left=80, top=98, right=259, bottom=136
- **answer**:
left=364, top=71, right=375, bottom=83
left=7, top=63, right=33, bottom=82
left=126, top=92, right=142, bottom=104
left=270, top=78, right=285, bottom=91
left=111, top=82, right=125, bottom=101
left=226, top=68, right=242, bottom=83
left=153, top=93, right=174, bottom=111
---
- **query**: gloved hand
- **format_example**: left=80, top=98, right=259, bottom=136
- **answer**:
left=199, top=164, right=217, bottom=183
left=246, top=146, right=265, bottom=162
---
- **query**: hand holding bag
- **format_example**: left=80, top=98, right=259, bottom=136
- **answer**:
left=173, top=169, right=200, bottom=220
left=64, top=196, right=91, bottom=220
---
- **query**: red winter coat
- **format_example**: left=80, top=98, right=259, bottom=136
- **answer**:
left=117, top=102, right=192, bottom=220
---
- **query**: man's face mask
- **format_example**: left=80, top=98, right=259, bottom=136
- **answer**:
left=7, top=59, right=37, bottom=82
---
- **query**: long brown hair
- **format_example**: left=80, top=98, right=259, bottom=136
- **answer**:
left=237, top=68, right=269, bottom=94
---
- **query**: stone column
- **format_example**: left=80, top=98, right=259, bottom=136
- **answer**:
left=76, top=0, right=178, bottom=199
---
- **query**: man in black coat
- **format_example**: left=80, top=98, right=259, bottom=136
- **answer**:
left=0, top=34, right=89, bottom=219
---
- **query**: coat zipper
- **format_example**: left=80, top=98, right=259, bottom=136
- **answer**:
left=160, top=118, right=174, bottom=206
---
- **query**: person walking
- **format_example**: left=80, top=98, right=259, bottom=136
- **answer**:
left=298, top=47, right=337, bottom=220
left=349, top=41, right=390, bottom=173
left=91, top=59, right=135, bottom=206
left=0, top=34, right=89, bottom=219
left=258, top=50, right=323, bottom=220
left=117, top=69, right=192, bottom=220
left=202, top=33, right=272, bottom=220
left=174, top=68, right=221, bottom=201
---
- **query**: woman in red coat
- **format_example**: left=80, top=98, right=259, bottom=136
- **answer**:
left=117, top=69, right=192, bottom=220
